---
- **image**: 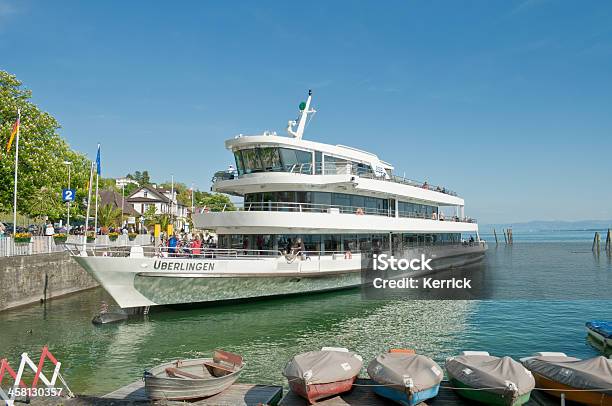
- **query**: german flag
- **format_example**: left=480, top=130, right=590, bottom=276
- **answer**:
left=6, top=116, right=20, bottom=152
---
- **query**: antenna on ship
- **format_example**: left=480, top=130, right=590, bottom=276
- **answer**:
left=287, top=89, right=316, bottom=139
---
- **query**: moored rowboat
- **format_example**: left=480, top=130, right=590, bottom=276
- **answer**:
left=445, top=351, right=535, bottom=406
left=367, top=349, right=443, bottom=406
left=144, top=350, right=244, bottom=400
left=586, top=320, right=612, bottom=348
left=283, top=347, right=362, bottom=404
left=521, top=352, right=612, bottom=406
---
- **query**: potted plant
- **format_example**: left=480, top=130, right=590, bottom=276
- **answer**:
left=14, top=232, right=32, bottom=244
left=108, top=232, right=119, bottom=241
left=128, top=232, right=138, bottom=241
left=86, top=232, right=96, bottom=243
left=53, top=233, right=68, bottom=244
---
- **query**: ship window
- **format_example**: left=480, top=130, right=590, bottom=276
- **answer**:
left=313, top=192, right=332, bottom=207
left=234, top=151, right=245, bottom=175
left=241, top=149, right=262, bottom=173
left=259, top=147, right=282, bottom=171
left=332, top=193, right=351, bottom=212
left=279, top=148, right=313, bottom=173
left=365, top=197, right=378, bottom=214
left=351, top=195, right=365, bottom=210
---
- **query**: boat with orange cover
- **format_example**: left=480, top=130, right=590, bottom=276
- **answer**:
left=521, top=352, right=612, bottom=406
left=283, top=347, right=362, bottom=404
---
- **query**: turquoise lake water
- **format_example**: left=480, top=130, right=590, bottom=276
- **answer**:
left=0, top=229, right=610, bottom=395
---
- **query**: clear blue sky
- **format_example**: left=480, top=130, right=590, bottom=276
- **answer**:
left=1, top=0, right=611, bottom=224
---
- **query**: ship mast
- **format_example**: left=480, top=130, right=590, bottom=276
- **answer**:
left=287, top=90, right=316, bottom=139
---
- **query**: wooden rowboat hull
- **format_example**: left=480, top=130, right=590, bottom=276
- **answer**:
left=144, top=358, right=242, bottom=400
left=289, top=375, right=357, bottom=404
left=532, top=372, right=612, bottom=406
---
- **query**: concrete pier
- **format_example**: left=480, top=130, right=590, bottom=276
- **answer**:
left=0, top=252, right=99, bottom=311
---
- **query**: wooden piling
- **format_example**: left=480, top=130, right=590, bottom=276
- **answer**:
left=593, top=232, right=600, bottom=253
left=508, top=228, right=513, bottom=245
left=606, top=228, right=611, bottom=253
left=493, top=229, right=498, bottom=245
left=503, top=229, right=508, bottom=244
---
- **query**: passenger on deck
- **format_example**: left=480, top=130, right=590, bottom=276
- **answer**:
left=168, top=234, right=178, bottom=256
left=191, top=236, right=202, bottom=256
left=432, top=212, right=437, bottom=220
left=422, top=182, right=429, bottom=190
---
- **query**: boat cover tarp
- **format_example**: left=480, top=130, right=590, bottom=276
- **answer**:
left=283, top=350, right=362, bottom=385
left=586, top=321, right=612, bottom=339
left=446, top=355, right=535, bottom=396
left=367, top=353, right=443, bottom=393
left=523, top=355, right=612, bottom=394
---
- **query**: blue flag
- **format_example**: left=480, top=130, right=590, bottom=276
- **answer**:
left=95, top=144, right=101, bottom=175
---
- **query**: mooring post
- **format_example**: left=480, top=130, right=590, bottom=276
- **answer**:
left=493, top=229, right=498, bottom=245
left=503, top=229, right=508, bottom=244
left=597, top=232, right=601, bottom=252
left=593, top=232, right=600, bottom=253
left=606, top=228, right=611, bottom=253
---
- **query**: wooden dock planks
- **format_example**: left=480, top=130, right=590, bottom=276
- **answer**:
left=102, top=380, right=283, bottom=405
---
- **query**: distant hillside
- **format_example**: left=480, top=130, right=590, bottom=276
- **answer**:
left=481, top=220, right=612, bottom=232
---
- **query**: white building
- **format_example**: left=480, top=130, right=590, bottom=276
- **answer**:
left=127, top=185, right=188, bottom=227
left=115, top=177, right=140, bottom=188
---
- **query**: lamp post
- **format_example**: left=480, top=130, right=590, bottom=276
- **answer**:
left=63, top=161, right=72, bottom=232
left=121, top=183, right=125, bottom=229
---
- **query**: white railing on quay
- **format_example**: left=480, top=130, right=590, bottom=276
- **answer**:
left=0, top=234, right=153, bottom=258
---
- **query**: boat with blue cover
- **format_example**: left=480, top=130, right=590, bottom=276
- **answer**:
left=367, top=349, right=443, bottom=406
left=586, top=320, right=612, bottom=347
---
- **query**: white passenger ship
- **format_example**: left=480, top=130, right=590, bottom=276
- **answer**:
left=72, top=91, right=486, bottom=309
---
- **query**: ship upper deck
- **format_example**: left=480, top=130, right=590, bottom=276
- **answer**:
left=211, top=91, right=465, bottom=208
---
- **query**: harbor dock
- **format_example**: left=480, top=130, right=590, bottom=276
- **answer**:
left=56, top=378, right=563, bottom=406
left=101, top=380, right=283, bottom=405
left=280, top=379, right=559, bottom=406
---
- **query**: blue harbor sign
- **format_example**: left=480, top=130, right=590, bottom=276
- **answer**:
left=62, top=189, right=76, bottom=202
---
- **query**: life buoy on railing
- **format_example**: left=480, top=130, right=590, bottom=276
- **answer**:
left=355, top=208, right=365, bottom=215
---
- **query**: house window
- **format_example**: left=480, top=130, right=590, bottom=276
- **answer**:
left=144, top=191, right=148, bottom=198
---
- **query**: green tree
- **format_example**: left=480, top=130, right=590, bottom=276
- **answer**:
left=197, top=192, right=235, bottom=211
left=0, top=71, right=90, bottom=220
left=97, top=204, right=122, bottom=228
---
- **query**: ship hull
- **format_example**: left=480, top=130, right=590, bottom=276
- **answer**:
left=73, top=244, right=486, bottom=309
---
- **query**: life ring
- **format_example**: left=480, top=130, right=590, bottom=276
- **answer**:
left=355, top=208, right=364, bottom=215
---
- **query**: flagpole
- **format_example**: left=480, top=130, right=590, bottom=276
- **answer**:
left=83, top=162, right=94, bottom=253
left=93, top=171, right=99, bottom=243
left=12, top=108, right=21, bottom=236
left=93, top=143, right=100, bottom=245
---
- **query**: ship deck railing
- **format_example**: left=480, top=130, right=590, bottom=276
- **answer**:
left=210, top=201, right=477, bottom=224
left=213, top=162, right=458, bottom=196
left=64, top=241, right=486, bottom=260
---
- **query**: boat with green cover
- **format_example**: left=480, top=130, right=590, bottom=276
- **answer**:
left=445, top=351, right=535, bottom=406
